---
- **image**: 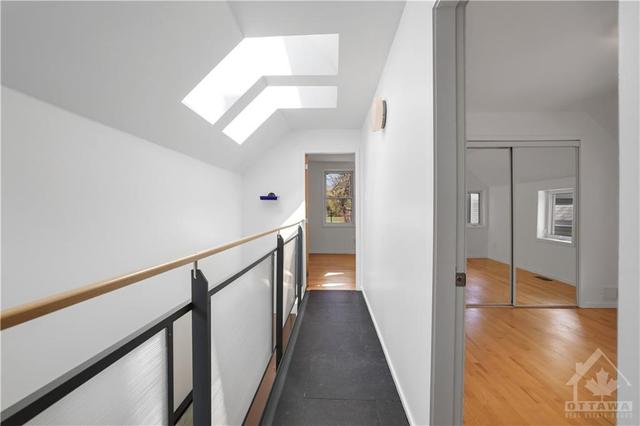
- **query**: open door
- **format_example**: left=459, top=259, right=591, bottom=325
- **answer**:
left=431, top=1, right=466, bottom=425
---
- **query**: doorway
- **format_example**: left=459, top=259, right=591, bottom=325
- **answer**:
left=304, top=153, right=357, bottom=291
left=432, top=1, right=620, bottom=425
left=465, top=145, right=579, bottom=307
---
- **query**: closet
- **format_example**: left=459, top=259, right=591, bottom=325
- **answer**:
left=465, top=145, right=578, bottom=306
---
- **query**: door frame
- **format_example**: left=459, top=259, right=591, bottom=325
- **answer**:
left=303, top=152, right=360, bottom=290
left=432, top=2, right=587, bottom=423
left=431, top=1, right=466, bottom=424
left=304, top=154, right=310, bottom=285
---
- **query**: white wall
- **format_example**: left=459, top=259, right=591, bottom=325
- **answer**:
left=360, top=2, right=433, bottom=424
left=240, top=129, right=359, bottom=280
left=307, top=160, right=356, bottom=254
left=467, top=111, right=617, bottom=307
left=618, top=2, right=639, bottom=423
left=1, top=87, right=244, bottom=409
left=487, top=185, right=510, bottom=264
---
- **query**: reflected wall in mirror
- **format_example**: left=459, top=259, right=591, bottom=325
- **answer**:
left=513, top=147, right=578, bottom=306
left=465, top=148, right=511, bottom=305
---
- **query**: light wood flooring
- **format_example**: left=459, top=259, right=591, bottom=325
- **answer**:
left=307, top=254, right=356, bottom=291
left=467, top=258, right=577, bottom=305
left=465, top=307, right=617, bottom=426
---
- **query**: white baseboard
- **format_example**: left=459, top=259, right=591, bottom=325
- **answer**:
left=579, top=301, right=618, bottom=308
left=361, top=289, right=416, bottom=426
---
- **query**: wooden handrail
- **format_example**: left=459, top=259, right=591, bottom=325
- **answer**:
left=0, top=221, right=304, bottom=331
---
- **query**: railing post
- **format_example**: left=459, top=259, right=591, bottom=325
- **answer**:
left=166, top=323, right=175, bottom=425
left=191, top=267, right=211, bottom=425
left=296, top=225, right=304, bottom=306
left=275, top=234, right=284, bottom=367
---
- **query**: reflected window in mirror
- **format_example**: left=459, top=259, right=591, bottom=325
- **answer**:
left=537, top=188, right=575, bottom=244
left=466, top=191, right=484, bottom=227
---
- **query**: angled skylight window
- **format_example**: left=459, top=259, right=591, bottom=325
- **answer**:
left=182, top=34, right=339, bottom=126
left=223, top=86, right=338, bottom=144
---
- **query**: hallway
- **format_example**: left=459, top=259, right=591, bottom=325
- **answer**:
left=0, top=1, right=636, bottom=425
left=271, top=291, right=408, bottom=425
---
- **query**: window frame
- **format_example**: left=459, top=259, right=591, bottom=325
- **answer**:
left=538, top=188, right=575, bottom=245
left=323, top=169, right=355, bottom=227
left=466, top=190, right=485, bottom=228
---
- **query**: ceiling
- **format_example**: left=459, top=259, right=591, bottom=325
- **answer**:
left=1, top=1, right=404, bottom=171
left=466, top=0, right=618, bottom=113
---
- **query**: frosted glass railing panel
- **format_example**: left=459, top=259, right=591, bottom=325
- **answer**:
left=173, top=311, right=193, bottom=409
left=283, top=240, right=297, bottom=324
left=30, top=332, right=168, bottom=425
left=210, top=257, right=272, bottom=426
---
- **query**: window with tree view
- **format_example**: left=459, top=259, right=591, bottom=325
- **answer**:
left=324, top=171, right=353, bottom=224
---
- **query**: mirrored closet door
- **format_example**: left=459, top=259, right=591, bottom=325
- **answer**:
left=513, top=147, right=578, bottom=306
left=465, top=148, right=512, bottom=305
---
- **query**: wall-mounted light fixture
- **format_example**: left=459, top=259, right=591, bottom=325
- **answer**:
left=371, top=97, right=387, bottom=132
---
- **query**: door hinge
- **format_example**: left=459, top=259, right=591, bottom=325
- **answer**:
left=455, top=272, right=466, bottom=287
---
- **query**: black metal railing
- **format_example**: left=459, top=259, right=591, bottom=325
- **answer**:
left=1, top=224, right=305, bottom=425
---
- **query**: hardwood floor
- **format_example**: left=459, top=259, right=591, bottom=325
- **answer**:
left=516, top=268, right=576, bottom=305
left=464, top=307, right=617, bottom=426
left=307, top=254, right=356, bottom=291
left=467, top=258, right=511, bottom=304
left=466, top=258, right=577, bottom=305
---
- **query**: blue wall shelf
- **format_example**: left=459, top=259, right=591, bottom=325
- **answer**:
left=260, top=192, right=278, bottom=201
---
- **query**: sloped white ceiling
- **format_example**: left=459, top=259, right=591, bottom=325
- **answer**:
left=1, top=1, right=404, bottom=171
left=466, top=1, right=618, bottom=114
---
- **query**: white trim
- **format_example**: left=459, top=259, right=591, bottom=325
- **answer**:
left=466, top=139, right=580, bottom=148
left=431, top=2, right=465, bottom=424
left=355, top=147, right=363, bottom=292
left=361, top=289, right=415, bottom=426
left=579, top=302, right=618, bottom=309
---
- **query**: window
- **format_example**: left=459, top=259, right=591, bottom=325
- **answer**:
left=324, top=171, right=353, bottom=224
left=538, top=189, right=575, bottom=243
left=182, top=34, right=339, bottom=127
left=223, top=86, right=337, bottom=144
left=466, top=191, right=482, bottom=226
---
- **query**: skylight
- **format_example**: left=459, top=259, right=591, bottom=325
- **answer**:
left=182, top=34, right=339, bottom=126
left=223, top=86, right=338, bottom=144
